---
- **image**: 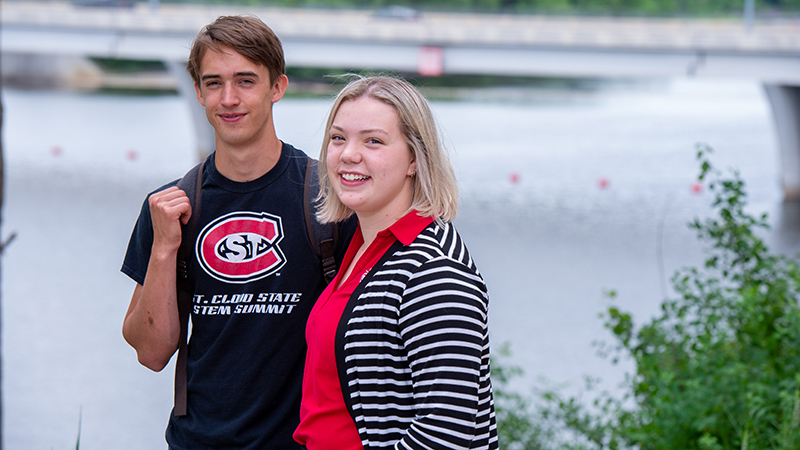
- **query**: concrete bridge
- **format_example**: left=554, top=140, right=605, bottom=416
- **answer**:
left=4, top=0, right=800, bottom=199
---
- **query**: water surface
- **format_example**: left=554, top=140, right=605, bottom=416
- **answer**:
left=2, top=78, right=796, bottom=449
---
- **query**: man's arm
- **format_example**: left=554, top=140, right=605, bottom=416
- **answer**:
left=122, top=186, right=191, bottom=372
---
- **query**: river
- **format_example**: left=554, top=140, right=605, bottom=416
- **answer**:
left=2, top=77, right=797, bottom=449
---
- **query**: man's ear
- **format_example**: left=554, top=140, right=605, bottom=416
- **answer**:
left=271, top=75, right=289, bottom=103
left=195, top=83, right=206, bottom=107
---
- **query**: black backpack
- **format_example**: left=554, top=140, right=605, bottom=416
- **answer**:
left=171, top=157, right=338, bottom=416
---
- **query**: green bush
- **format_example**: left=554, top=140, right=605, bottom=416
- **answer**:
left=492, top=343, right=560, bottom=450
left=492, top=344, right=610, bottom=449
left=529, top=144, right=800, bottom=450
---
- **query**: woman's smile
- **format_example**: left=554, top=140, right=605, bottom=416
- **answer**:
left=326, top=96, right=416, bottom=224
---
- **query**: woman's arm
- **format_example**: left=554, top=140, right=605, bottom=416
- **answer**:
left=396, top=256, right=496, bottom=450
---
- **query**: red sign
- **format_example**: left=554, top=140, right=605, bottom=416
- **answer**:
left=418, top=46, right=444, bottom=77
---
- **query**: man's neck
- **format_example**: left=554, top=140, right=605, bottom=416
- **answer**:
left=214, top=137, right=283, bottom=182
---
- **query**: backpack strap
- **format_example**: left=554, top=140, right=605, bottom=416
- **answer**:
left=173, top=161, right=204, bottom=417
left=303, top=157, right=338, bottom=284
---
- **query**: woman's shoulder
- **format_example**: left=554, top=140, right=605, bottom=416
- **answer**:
left=410, top=221, right=479, bottom=271
left=368, top=221, right=483, bottom=284
left=400, top=222, right=489, bottom=310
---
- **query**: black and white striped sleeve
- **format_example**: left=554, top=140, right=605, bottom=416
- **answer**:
left=395, top=255, right=494, bottom=450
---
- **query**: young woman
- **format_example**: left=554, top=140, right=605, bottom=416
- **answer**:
left=294, top=76, right=498, bottom=450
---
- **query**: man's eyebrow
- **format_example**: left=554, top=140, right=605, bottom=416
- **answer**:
left=200, top=72, right=260, bottom=81
left=234, top=71, right=260, bottom=78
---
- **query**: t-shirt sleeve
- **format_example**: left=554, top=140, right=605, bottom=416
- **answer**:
left=120, top=181, right=178, bottom=285
left=120, top=195, right=154, bottom=286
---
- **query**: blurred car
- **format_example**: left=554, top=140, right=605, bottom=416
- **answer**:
left=373, top=5, right=421, bottom=20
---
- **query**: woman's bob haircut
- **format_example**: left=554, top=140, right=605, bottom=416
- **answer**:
left=317, top=75, right=459, bottom=224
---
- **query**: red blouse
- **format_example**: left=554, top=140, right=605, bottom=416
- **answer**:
left=293, top=212, right=434, bottom=450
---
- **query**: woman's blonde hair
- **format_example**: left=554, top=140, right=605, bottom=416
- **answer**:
left=317, top=75, right=459, bottom=224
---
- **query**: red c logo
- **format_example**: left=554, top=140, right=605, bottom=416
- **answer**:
left=196, top=211, right=286, bottom=283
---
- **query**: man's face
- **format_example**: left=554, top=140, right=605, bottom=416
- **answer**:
left=194, top=44, right=286, bottom=151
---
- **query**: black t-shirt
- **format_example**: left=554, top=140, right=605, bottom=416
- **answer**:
left=122, top=142, right=355, bottom=450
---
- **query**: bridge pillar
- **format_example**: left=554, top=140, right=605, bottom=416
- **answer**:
left=764, top=84, right=800, bottom=202
left=165, top=60, right=215, bottom=162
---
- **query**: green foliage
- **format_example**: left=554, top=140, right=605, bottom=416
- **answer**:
left=515, top=0, right=572, bottom=13
left=90, top=58, right=166, bottom=73
left=492, top=343, right=556, bottom=449
left=75, top=408, right=82, bottom=450
left=492, top=344, right=617, bottom=449
left=536, top=143, right=800, bottom=449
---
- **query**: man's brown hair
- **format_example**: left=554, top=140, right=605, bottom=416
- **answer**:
left=187, top=15, right=285, bottom=87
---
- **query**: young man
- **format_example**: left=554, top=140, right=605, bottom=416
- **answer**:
left=121, top=15, right=354, bottom=449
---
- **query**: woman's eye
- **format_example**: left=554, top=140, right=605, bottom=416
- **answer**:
left=367, top=138, right=382, bottom=145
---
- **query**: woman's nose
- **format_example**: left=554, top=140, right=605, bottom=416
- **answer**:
left=339, top=142, right=361, bottom=163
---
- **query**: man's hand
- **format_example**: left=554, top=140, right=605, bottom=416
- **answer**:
left=149, top=186, right=192, bottom=254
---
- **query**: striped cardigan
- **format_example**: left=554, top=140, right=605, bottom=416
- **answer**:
left=334, top=221, right=499, bottom=450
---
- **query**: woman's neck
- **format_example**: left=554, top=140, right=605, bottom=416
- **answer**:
left=357, top=210, right=406, bottom=249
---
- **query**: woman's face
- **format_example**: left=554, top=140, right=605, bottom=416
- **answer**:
left=326, top=97, right=416, bottom=223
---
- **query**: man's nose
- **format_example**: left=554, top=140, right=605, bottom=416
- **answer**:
left=220, top=84, right=239, bottom=106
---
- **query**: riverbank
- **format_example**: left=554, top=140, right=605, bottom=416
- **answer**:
left=1, top=52, right=614, bottom=100
left=1, top=53, right=178, bottom=92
